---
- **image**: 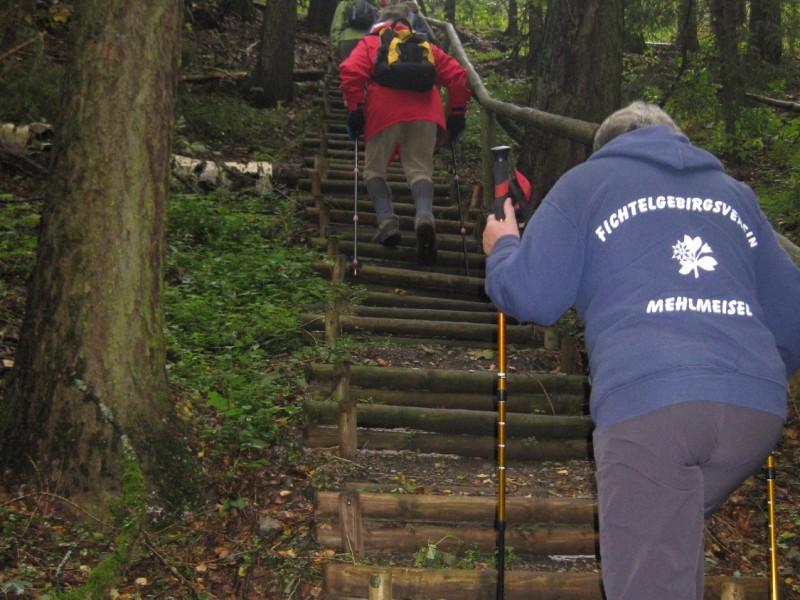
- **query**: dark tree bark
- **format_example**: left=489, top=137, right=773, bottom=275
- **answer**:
left=0, top=0, right=200, bottom=516
left=623, top=0, right=646, bottom=54
left=710, top=0, right=745, bottom=137
left=444, top=0, right=455, bottom=25
left=521, top=0, right=623, bottom=205
left=248, top=0, right=296, bottom=107
left=677, top=0, right=700, bottom=53
left=505, top=0, right=519, bottom=38
left=0, top=0, right=35, bottom=51
left=749, top=0, right=782, bottom=63
left=217, top=0, right=256, bottom=22
left=525, top=1, right=544, bottom=76
left=306, top=0, right=338, bottom=35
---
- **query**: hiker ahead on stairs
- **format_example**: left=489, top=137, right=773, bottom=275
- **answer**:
left=338, top=1, right=470, bottom=266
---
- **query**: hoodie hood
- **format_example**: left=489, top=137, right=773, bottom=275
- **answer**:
left=589, top=125, right=724, bottom=174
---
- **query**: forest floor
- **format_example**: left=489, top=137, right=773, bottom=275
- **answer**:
left=1, top=6, right=800, bottom=600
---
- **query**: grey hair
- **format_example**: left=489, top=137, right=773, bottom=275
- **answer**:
left=380, top=2, right=415, bottom=23
left=592, top=101, right=682, bottom=152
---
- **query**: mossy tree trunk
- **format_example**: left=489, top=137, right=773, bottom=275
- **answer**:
left=306, top=0, right=338, bottom=36
left=0, top=0, right=200, bottom=517
left=520, top=0, right=622, bottom=205
left=249, top=0, right=296, bottom=108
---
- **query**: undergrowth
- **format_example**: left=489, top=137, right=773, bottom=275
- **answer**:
left=164, top=190, right=332, bottom=460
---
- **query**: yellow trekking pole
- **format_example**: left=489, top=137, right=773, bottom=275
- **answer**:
left=767, top=453, right=779, bottom=600
left=491, top=145, right=512, bottom=599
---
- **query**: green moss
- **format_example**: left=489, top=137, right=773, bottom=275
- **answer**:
left=55, top=439, right=146, bottom=600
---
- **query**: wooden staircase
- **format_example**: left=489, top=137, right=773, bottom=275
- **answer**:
left=296, top=70, right=781, bottom=600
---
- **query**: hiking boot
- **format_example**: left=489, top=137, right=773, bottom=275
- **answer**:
left=371, top=218, right=401, bottom=247
left=415, top=216, right=437, bottom=266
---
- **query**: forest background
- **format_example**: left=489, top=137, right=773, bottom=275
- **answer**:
left=0, top=0, right=799, bottom=598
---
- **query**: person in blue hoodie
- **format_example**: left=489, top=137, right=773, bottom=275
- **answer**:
left=482, top=101, right=800, bottom=600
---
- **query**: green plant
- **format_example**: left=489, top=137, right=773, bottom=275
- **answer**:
left=164, top=190, right=332, bottom=458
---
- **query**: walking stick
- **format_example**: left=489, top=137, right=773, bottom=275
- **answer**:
left=490, top=145, right=513, bottom=600
left=351, top=138, right=360, bottom=275
left=767, top=453, right=779, bottom=600
left=450, top=139, right=470, bottom=276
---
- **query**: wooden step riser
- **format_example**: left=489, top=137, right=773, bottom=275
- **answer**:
left=304, top=425, right=593, bottom=461
left=301, top=314, right=544, bottom=345
left=325, top=565, right=781, bottom=600
left=309, top=386, right=587, bottom=416
left=306, top=364, right=588, bottom=396
left=305, top=400, right=593, bottom=440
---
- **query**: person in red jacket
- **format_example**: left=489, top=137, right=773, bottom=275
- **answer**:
left=339, top=1, right=470, bottom=265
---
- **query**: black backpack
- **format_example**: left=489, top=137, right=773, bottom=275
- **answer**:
left=373, top=19, right=436, bottom=92
left=345, top=0, right=379, bottom=30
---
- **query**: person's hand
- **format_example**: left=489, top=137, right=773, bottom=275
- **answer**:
left=346, top=108, right=365, bottom=140
left=446, top=113, right=466, bottom=143
left=483, top=198, right=520, bottom=255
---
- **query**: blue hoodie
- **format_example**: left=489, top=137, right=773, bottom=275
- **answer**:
left=485, top=125, right=800, bottom=430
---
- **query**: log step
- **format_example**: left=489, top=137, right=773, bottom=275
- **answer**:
left=314, top=491, right=597, bottom=525
left=304, top=400, right=593, bottom=440
left=325, top=565, right=784, bottom=600
left=305, top=364, right=588, bottom=396
left=304, top=425, right=592, bottom=461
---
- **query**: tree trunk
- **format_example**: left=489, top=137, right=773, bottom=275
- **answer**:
left=444, top=0, right=455, bottom=25
left=248, top=0, right=296, bottom=107
left=525, top=1, right=544, bottom=75
left=217, top=0, right=256, bottom=22
left=677, top=0, right=700, bottom=53
left=749, top=0, right=782, bottom=63
left=306, top=0, right=338, bottom=35
left=505, top=0, right=519, bottom=38
left=0, top=0, right=200, bottom=517
left=521, top=0, right=623, bottom=205
left=623, top=0, right=646, bottom=54
left=710, top=0, right=745, bottom=138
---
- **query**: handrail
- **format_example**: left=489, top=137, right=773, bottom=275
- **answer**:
left=425, top=18, right=599, bottom=208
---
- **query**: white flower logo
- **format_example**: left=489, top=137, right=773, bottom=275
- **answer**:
left=672, top=235, right=717, bottom=278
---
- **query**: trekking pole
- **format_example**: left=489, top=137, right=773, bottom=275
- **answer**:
left=490, top=145, right=513, bottom=600
left=767, top=453, right=779, bottom=600
left=351, top=138, right=360, bottom=275
left=450, top=139, right=470, bottom=276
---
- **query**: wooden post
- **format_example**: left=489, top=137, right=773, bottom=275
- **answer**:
left=338, top=490, right=364, bottom=560
left=311, top=168, right=322, bottom=198
left=326, top=237, right=339, bottom=258
left=721, top=580, right=746, bottom=599
left=544, top=326, right=559, bottom=351
left=480, top=109, right=497, bottom=210
left=560, top=336, right=579, bottom=374
left=316, top=197, right=330, bottom=238
left=331, top=253, right=347, bottom=282
left=369, top=571, right=392, bottom=600
left=335, top=363, right=357, bottom=459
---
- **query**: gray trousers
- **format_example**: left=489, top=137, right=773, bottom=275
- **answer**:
left=593, top=401, right=783, bottom=600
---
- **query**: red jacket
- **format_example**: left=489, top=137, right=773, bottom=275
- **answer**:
left=339, top=21, right=471, bottom=141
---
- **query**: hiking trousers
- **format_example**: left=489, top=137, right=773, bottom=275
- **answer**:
left=593, top=401, right=783, bottom=600
left=363, top=120, right=437, bottom=186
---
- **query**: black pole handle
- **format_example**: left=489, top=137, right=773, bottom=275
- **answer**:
left=491, top=145, right=511, bottom=220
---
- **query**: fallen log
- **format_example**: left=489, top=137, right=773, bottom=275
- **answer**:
left=315, top=521, right=598, bottom=556
left=314, top=491, right=596, bottom=525
left=325, top=564, right=786, bottom=600
left=304, top=425, right=592, bottom=461
left=170, top=154, right=307, bottom=191
left=304, top=400, right=594, bottom=440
